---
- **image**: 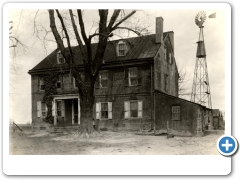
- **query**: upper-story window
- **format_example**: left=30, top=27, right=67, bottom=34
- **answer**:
left=129, top=67, right=138, bottom=86
left=99, top=70, right=108, bottom=88
left=164, top=74, right=169, bottom=92
left=39, top=77, right=45, bottom=91
left=117, top=41, right=128, bottom=57
left=169, top=53, right=172, bottom=64
left=56, top=75, right=62, bottom=89
left=164, top=47, right=167, bottom=61
left=57, top=51, right=65, bottom=64
left=125, top=67, right=142, bottom=87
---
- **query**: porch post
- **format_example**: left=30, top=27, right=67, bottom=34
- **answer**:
left=78, top=98, right=80, bottom=125
left=72, top=100, right=74, bottom=125
left=53, top=99, right=57, bottom=126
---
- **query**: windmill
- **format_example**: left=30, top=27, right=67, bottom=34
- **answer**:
left=190, top=11, right=212, bottom=109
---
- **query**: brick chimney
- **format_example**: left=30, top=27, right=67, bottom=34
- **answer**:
left=155, top=17, right=164, bottom=43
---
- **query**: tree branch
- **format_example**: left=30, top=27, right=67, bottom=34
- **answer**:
left=107, top=10, right=121, bottom=31
left=69, top=9, right=87, bottom=65
left=111, top=10, right=136, bottom=31
left=77, top=10, right=88, bottom=44
left=114, top=27, right=141, bottom=36
left=48, top=9, right=84, bottom=94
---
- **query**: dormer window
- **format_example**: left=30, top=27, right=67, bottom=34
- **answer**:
left=57, top=51, right=65, bottom=64
left=117, top=41, right=128, bottom=57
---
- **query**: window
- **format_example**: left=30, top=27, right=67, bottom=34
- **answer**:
left=124, top=101, right=142, bottom=119
left=99, top=71, right=108, bottom=88
left=129, top=67, right=138, bottom=86
left=71, top=76, right=76, bottom=88
left=56, top=76, right=62, bottom=89
left=56, top=101, right=62, bottom=116
left=57, top=51, right=65, bottom=64
left=117, top=41, right=127, bottom=57
left=169, top=53, right=172, bottom=64
left=101, top=103, right=108, bottom=119
left=172, top=106, right=180, bottom=120
left=96, top=102, right=112, bottom=120
left=37, top=101, right=47, bottom=118
left=119, top=43, right=125, bottom=56
left=164, top=47, right=167, bottom=60
left=41, top=103, right=47, bottom=117
left=39, top=78, right=45, bottom=91
left=164, top=74, right=169, bottom=92
left=130, top=101, right=138, bottom=118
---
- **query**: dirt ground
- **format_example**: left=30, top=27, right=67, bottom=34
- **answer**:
left=9, top=130, right=221, bottom=155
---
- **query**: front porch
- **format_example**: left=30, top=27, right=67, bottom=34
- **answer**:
left=52, top=94, right=80, bottom=126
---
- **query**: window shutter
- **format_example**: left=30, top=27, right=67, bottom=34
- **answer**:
left=116, top=43, right=120, bottom=56
left=166, top=75, right=169, bottom=92
left=96, top=102, right=100, bottom=119
left=38, top=77, right=40, bottom=91
left=124, top=101, right=130, bottom=119
left=124, top=68, right=129, bottom=87
left=52, top=101, right=55, bottom=116
left=108, top=102, right=112, bottom=120
left=37, top=101, right=41, bottom=118
left=123, top=42, right=127, bottom=56
left=95, top=75, right=100, bottom=89
left=138, top=101, right=143, bottom=118
left=137, top=67, right=142, bottom=86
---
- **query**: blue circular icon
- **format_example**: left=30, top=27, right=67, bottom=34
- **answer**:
left=217, top=135, right=238, bottom=156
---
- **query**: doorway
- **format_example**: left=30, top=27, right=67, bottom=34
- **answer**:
left=73, top=99, right=78, bottom=124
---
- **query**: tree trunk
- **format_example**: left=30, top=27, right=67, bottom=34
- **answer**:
left=72, top=73, right=99, bottom=139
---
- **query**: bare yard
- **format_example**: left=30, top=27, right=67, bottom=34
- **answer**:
left=9, top=130, right=221, bottom=155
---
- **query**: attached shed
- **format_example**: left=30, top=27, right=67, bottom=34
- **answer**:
left=154, top=91, right=211, bottom=136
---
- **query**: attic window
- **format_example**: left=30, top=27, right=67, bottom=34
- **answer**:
left=117, top=41, right=126, bottom=57
left=57, top=51, right=65, bottom=64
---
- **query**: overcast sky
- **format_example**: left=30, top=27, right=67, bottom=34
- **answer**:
left=8, top=6, right=227, bottom=124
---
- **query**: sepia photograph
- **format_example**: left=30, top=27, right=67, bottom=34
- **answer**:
left=3, top=2, right=232, bottom=176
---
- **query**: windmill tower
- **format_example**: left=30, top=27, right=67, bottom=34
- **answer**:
left=190, top=11, right=212, bottom=109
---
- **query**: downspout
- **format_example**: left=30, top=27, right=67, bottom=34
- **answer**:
left=151, top=64, right=155, bottom=132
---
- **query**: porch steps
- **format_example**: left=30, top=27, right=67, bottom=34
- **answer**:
left=48, top=126, right=79, bottom=135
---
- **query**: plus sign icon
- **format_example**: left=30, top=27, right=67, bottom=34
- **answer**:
left=217, top=135, right=238, bottom=156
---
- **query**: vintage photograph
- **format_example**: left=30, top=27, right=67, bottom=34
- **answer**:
left=9, top=7, right=226, bottom=155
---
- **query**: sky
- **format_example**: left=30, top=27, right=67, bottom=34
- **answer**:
left=8, top=7, right=226, bottom=124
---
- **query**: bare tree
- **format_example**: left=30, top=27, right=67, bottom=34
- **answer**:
left=178, top=66, right=191, bottom=99
left=48, top=9, right=145, bottom=138
left=9, top=20, right=28, bottom=73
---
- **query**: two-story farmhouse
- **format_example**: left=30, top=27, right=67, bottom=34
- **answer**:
left=28, top=17, right=212, bottom=136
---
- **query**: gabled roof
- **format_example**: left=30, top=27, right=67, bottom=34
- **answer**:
left=29, top=33, right=168, bottom=73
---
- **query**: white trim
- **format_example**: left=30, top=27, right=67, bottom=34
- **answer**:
left=72, top=100, right=74, bottom=125
left=78, top=98, right=80, bottom=125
